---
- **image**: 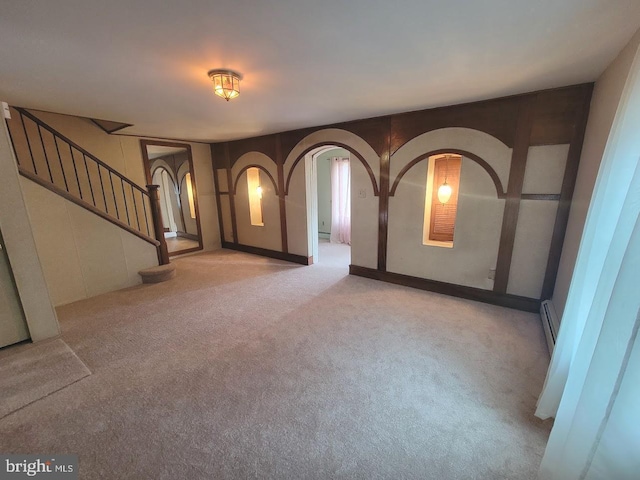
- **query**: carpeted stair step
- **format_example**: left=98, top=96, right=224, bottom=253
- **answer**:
left=139, top=263, right=176, bottom=284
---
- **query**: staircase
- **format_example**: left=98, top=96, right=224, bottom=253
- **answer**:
left=5, top=106, right=170, bottom=266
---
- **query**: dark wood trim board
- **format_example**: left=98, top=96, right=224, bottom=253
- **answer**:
left=223, top=242, right=311, bottom=265
left=349, top=265, right=540, bottom=313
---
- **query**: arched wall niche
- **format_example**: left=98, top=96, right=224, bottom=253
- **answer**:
left=233, top=164, right=279, bottom=195
left=390, top=148, right=505, bottom=198
left=232, top=151, right=278, bottom=189
left=233, top=155, right=282, bottom=252
left=390, top=127, right=512, bottom=192
left=387, top=157, right=505, bottom=290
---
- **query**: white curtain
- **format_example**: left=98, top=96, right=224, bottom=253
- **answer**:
left=536, top=43, right=640, bottom=480
left=330, top=157, right=351, bottom=244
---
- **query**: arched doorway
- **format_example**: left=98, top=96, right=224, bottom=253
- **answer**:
left=306, top=145, right=352, bottom=265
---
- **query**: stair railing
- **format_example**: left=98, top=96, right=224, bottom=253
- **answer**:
left=6, top=106, right=169, bottom=265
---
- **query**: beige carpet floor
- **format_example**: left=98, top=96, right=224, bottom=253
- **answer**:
left=0, top=243, right=552, bottom=479
left=0, top=338, right=90, bottom=419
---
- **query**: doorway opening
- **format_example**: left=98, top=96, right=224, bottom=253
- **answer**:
left=306, top=146, right=351, bottom=267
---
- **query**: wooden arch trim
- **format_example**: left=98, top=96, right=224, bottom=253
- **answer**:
left=284, top=142, right=380, bottom=196
left=151, top=165, right=178, bottom=192
left=389, top=148, right=506, bottom=198
left=232, top=164, right=279, bottom=195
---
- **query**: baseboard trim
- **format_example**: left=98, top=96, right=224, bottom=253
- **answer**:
left=349, top=265, right=540, bottom=312
left=540, top=300, right=559, bottom=355
left=223, top=242, right=311, bottom=265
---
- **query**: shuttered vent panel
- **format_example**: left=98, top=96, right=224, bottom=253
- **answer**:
left=429, top=156, right=461, bottom=242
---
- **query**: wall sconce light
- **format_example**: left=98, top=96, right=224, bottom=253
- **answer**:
left=437, top=182, right=452, bottom=204
left=207, top=69, right=241, bottom=101
left=256, top=185, right=263, bottom=199
left=437, top=155, right=453, bottom=204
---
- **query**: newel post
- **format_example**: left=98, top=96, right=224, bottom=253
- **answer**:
left=147, top=184, right=170, bottom=265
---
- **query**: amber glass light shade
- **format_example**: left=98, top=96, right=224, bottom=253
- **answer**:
left=208, top=70, right=240, bottom=101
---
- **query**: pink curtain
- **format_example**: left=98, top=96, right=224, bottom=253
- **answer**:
left=330, top=157, right=351, bottom=244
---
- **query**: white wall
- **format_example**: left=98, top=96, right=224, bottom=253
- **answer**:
left=316, top=153, right=332, bottom=235
left=21, top=177, right=158, bottom=306
left=552, top=28, right=640, bottom=318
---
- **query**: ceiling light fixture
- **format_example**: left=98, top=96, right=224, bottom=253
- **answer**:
left=207, top=69, right=241, bottom=101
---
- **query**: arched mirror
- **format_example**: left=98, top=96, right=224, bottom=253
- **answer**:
left=141, top=140, right=202, bottom=256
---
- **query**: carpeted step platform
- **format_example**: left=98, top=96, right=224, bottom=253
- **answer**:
left=139, top=263, right=176, bottom=284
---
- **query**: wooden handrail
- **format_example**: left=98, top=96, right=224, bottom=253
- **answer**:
left=14, top=107, right=149, bottom=196
left=19, top=167, right=160, bottom=247
left=6, top=106, right=170, bottom=261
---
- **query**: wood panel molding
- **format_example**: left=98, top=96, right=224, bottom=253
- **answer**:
left=278, top=116, right=391, bottom=162
left=210, top=144, right=226, bottom=244
left=377, top=118, right=392, bottom=271
left=275, top=134, right=289, bottom=254
left=349, top=265, right=540, bottom=313
left=223, top=241, right=310, bottom=265
left=389, top=148, right=506, bottom=198
left=284, top=141, right=379, bottom=196
left=224, top=143, right=239, bottom=244
left=493, top=97, right=537, bottom=293
left=210, top=83, right=593, bottom=307
left=227, top=135, right=278, bottom=167
left=540, top=84, right=594, bottom=300
left=521, top=193, right=561, bottom=201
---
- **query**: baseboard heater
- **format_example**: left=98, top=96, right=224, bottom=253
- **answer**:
left=540, top=300, right=560, bottom=355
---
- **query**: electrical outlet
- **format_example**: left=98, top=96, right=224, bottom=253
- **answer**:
left=488, top=268, right=496, bottom=280
left=358, top=189, right=366, bottom=198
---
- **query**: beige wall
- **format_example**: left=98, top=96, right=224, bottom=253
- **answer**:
left=387, top=127, right=512, bottom=290
left=0, top=118, right=59, bottom=341
left=286, top=163, right=308, bottom=256
left=7, top=108, right=221, bottom=305
left=388, top=157, right=504, bottom=289
left=552, top=28, right=640, bottom=318
left=21, top=177, right=158, bottom=306
left=386, top=128, right=569, bottom=297
left=507, top=145, right=568, bottom=298
left=232, top=152, right=282, bottom=251
left=349, top=156, right=378, bottom=270
left=18, top=110, right=220, bottom=252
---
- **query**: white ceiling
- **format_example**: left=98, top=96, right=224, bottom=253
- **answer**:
left=1, top=1, right=639, bottom=143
